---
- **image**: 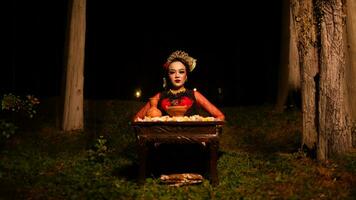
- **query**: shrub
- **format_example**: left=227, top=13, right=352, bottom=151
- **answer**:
left=0, top=119, right=18, bottom=143
left=1, top=93, right=40, bottom=118
left=87, top=135, right=110, bottom=164
left=0, top=93, right=40, bottom=143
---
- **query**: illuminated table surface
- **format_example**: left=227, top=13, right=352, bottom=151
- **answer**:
left=131, top=120, right=224, bottom=186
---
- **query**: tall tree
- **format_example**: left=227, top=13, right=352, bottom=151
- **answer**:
left=285, top=0, right=353, bottom=160
left=276, top=0, right=301, bottom=113
left=317, top=0, right=352, bottom=160
left=289, top=0, right=319, bottom=153
left=62, top=0, right=86, bottom=131
left=346, top=0, right=356, bottom=147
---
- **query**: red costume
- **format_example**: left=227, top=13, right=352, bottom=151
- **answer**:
left=134, top=50, right=225, bottom=121
left=134, top=89, right=225, bottom=120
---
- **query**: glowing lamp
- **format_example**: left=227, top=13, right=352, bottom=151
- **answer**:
left=135, top=89, right=141, bottom=98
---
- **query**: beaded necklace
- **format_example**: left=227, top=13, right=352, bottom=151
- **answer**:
left=169, top=87, right=186, bottom=95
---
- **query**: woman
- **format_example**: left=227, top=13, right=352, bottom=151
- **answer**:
left=134, top=50, right=225, bottom=121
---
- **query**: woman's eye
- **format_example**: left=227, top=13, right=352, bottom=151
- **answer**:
left=169, top=71, right=175, bottom=75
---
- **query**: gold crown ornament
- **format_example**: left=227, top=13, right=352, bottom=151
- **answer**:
left=163, top=50, right=197, bottom=72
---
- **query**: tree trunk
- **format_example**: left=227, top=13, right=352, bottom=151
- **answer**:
left=291, top=0, right=319, bottom=153
left=287, top=0, right=354, bottom=160
left=276, top=0, right=292, bottom=112
left=288, top=3, right=301, bottom=93
left=276, top=0, right=301, bottom=113
left=318, top=0, right=352, bottom=160
left=346, top=0, right=356, bottom=147
left=62, top=0, right=86, bottom=131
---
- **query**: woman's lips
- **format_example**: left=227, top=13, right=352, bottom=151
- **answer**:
left=174, top=80, right=180, bottom=83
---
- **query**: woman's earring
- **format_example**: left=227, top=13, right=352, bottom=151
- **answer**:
left=163, top=77, right=167, bottom=88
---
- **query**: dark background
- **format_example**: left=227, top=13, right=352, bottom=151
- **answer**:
left=5, top=0, right=283, bottom=106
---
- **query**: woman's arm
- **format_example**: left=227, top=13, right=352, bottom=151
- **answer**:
left=133, top=93, right=160, bottom=120
left=194, top=91, right=225, bottom=120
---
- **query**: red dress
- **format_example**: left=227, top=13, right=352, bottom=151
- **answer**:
left=158, top=89, right=198, bottom=116
left=134, top=89, right=225, bottom=120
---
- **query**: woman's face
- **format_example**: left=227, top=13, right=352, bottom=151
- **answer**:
left=168, top=61, right=187, bottom=89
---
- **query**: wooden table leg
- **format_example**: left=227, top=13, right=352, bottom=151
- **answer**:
left=138, top=139, right=148, bottom=184
left=209, top=140, right=219, bottom=186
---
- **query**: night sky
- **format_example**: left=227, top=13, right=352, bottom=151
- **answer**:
left=5, top=0, right=283, bottom=106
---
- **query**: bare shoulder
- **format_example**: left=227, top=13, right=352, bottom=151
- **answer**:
left=194, top=90, right=208, bottom=99
left=193, top=90, right=203, bottom=97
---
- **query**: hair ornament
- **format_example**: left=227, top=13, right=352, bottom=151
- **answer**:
left=163, top=50, right=197, bottom=72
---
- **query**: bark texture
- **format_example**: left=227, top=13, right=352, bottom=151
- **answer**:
left=291, top=0, right=319, bottom=151
left=346, top=0, right=356, bottom=147
left=62, top=0, right=86, bottom=131
left=318, top=0, right=352, bottom=160
left=289, top=0, right=353, bottom=160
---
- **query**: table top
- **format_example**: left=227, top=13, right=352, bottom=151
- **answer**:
left=131, top=120, right=225, bottom=126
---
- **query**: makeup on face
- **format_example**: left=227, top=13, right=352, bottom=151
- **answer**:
left=168, top=61, right=187, bottom=88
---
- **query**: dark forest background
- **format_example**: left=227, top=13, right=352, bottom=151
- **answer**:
left=4, top=0, right=283, bottom=106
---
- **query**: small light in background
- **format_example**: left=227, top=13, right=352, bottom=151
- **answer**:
left=135, top=89, right=142, bottom=98
left=218, top=87, right=222, bottom=94
left=193, top=88, right=197, bottom=91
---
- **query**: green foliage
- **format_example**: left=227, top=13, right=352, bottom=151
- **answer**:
left=0, top=93, right=40, bottom=144
left=0, top=119, right=18, bottom=141
left=1, top=93, right=40, bottom=118
left=87, top=136, right=110, bottom=164
left=0, top=100, right=355, bottom=199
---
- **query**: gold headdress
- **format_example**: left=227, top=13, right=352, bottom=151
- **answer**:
left=163, top=50, right=197, bottom=72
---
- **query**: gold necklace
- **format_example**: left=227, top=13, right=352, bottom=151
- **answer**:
left=169, top=87, right=186, bottom=95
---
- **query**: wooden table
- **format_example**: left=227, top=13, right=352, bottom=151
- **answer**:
left=131, top=120, right=224, bottom=186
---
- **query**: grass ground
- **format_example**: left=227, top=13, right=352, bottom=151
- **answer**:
left=0, top=98, right=355, bottom=199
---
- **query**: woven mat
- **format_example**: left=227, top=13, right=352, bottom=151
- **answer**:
left=159, top=173, right=204, bottom=187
